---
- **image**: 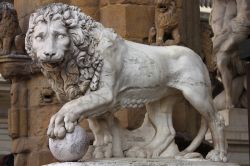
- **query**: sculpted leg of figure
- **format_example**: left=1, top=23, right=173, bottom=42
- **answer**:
left=124, top=113, right=156, bottom=158
left=182, top=87, right=227, bottom=162
left=135, top=97, right=178, bottom=158
left=156, top=27, right=165, bottom=45
left=2, top=37, right=12, bottom=54
left=172, top=28, right=181, bottom=45
left=165, top=28, right=180, bottom=45
left=144, top=97, right=178, bottom=158
left=214, top=75, right=246, bottom=110
left=148, top=27, right=156, bottom=45
left=216, top=51, right=233, bottom=109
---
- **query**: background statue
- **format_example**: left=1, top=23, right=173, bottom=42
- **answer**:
left=211, top=0, right=250, bottom=109
left=0, top=2, right=25, bottom=55
left=26, top=3, right=227, bottom=162
left=148, top=0, right=180, bottom=46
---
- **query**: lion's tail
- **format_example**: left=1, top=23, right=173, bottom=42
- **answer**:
left=182, top=117, right=208, bottom=153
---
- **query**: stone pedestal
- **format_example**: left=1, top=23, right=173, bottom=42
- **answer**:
left=44, top=158, right=239, bottom=166
left=225, top=108, right=249, bottom=166
left=0, top=55, right=58, bottom=166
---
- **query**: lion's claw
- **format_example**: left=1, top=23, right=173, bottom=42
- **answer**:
left=47, top=111, right=79, bottom=139
left=206, top=149, right=227, bottom=162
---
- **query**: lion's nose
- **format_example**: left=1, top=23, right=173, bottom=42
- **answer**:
left=44, top=52, right=56, bottom=57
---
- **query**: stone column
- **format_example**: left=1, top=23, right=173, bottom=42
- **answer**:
left=0, top=55, right=59, bottom=166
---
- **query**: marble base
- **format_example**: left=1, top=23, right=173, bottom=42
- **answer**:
left=44, top=158, right=239, bottom=166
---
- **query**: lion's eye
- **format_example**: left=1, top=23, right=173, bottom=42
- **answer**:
left=57, top=34, right=65, bottom=39
left=35, top=36, right=43, bottom=41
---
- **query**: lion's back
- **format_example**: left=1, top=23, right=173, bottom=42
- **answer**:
left=123, top=41, right=211, bottom=90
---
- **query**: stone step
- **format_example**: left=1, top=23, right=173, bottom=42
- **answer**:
left=44, top=158, right=239, bottom=166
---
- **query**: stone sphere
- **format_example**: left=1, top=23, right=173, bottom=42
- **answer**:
left=49, top=125, right=89, bottom=162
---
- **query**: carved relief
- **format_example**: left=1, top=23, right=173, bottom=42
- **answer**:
left=26, top=3, right=227, bottom=162
left=40, top=87, right=58, bottom=104
left=0, top=2, right=25, bottom=55
left=8, top=78, right=28, bottom=139
left=148, top=0, right=181, bottom=46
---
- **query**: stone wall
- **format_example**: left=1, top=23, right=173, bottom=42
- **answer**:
left=14, top=0, right=99, bottom=33
left=100, top=1, right=155, bottom=42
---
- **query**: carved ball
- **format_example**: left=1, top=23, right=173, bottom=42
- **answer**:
left=49, top=125, right=89, bottom=161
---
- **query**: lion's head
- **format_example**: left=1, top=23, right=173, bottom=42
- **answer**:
left=25, top=3, right=117, bottom=102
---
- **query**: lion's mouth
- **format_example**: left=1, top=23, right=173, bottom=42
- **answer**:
left=158, top=4, right=167, bottom=8
left=157, top=4, right=168, bottom=12
left=40, top=57, right=64, bottom=64
left=41, top=59, right=64, bottom=69
left=43, top=62, right=60, bottom=68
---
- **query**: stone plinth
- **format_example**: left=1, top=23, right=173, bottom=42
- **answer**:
left=44, top=158, right=239, bottom=166
left=0, top=55, right=33, bottom=78
left=226, top=108, right=249, bottom=166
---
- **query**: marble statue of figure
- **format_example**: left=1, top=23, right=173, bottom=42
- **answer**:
left=211, top=0, right=250, bottom=109
left=25, top=3, right=227, bottom=162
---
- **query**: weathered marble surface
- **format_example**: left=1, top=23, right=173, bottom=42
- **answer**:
left=44, top=158, right=239, bottom=166
left=26, top=3, right=227, bottom=162
left=49, top=126, right=90, bottom=162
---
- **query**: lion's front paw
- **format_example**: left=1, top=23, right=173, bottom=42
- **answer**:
left=206, top=149, right=227, bottom=162
left=93, top=143, right=112, bottom=158
left=47, top=111, right=79, bottom=139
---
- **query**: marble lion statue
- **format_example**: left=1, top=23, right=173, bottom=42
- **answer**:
left=25, top=3, right=227, bottom=162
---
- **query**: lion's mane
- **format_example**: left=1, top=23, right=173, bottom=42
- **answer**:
left=25, top=3, right=117, bottom=102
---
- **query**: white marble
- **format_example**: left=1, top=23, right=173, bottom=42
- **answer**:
left=26, top=3, right=227, bottom=163
left=49, top=126, right=89, bottom=162
left=44, top=158, right=239, bottom=166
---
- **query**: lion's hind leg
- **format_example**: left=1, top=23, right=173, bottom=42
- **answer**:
left=181, top=86, right=227, bottom=162
left=132, top=96, right=180, bottom=158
